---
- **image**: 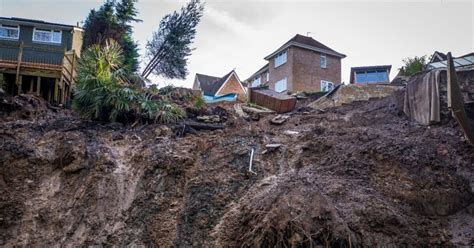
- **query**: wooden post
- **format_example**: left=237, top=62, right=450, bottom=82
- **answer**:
left=59, top=75, right=65, bottom=103
left=47, top=86, right=52, bottom=102
left=29, top=77, right=34, bottom=93
left=15, top=42, right=24, bottom=86
left=54, top=78, right=59, bottom=103
left=17, top=75, right=22, bottom=95
left=36, top=76, right=41, bottom=96
left=70, top=50, right=76, bottom=83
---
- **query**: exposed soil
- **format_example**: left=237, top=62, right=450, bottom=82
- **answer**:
left=0, top=91, right=473, bottom=247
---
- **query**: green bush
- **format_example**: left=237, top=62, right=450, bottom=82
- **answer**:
left=73, top=40, right=185, bottom=124
left=194, top=96, right=205, bottom=109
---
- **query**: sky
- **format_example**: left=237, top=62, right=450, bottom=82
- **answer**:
left=1, top=0, right=472, bottom=88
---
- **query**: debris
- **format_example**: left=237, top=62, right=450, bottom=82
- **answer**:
left=248, top=148, right=256, bottom=175
left=233, top=103, right=249, bottom=119
left=265, top=143, right=281, bottom=150
left=241, top=105, right=275, bottom=115
left=1, top=85, right=473, bottom=247
left=270, top=114, right=290, bottom=125
left=263, top=143, right=282, bottom=154
left=308, top=84, right=400, bottom=110
left=283, top=130, right=300, bottom=135
left=182, top=120, right=225, bottom=131
left=196, top=115, right=221, bottom=123
left=446, top=52, right=474, bottom=145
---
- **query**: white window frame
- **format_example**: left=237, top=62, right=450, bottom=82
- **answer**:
left=320, top=80, right=334, bottom=92
left=275, top=77, right=288, bottom=93
left=0, top=24, right=20, bottom=40
left=320, top=54, right=327, bottom=69
left=32, top=28, right=62, bottom=44
left=274, top=50, right=287, bottom=68
left=251, top=76, right=261, bottom=87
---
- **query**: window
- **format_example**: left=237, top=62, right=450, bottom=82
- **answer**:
left=275, top=77, right=287, bottom=92
left=266, top=72, right=269, bottom=82
left=251, top=77, right=261, bottom=87
left=0, top=24, right=19, bottom=40
left=366, top=71, right=378, bottom=83
left=320, top=80, right=334, bottom=92
left=274, top=50, right=287, bottom=68
left=377, top=71, right=389, bottom=82
left=33, top=28, right=62, bottom=44
left=355, top=72, right=366, bottom=83
left=356, top=71, right=389, bottom=84
left=320, top=54, right=327, bottom=68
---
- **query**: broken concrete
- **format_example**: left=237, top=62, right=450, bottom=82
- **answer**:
left=308, top=84, right=401, bottom=110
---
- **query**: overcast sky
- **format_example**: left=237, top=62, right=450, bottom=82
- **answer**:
left=1, top=0, right=472, bottom=87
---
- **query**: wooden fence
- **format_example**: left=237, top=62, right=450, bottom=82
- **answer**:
left=249, top=88, right=297, bottom=113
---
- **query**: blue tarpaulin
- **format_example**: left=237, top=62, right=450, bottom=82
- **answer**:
left=203, top=93, right=237, bottom=103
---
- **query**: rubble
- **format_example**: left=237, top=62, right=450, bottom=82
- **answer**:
left=308, top=84, right=401, bottom=110
left=270, top=114, right=290, bottom=125
left=0, top=89, right=473, bottom=247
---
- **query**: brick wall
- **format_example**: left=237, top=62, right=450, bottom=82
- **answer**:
left=217, top=73, right=247, bottom=101
left=291, top=47, right=342, bottom=92
left=263, top=47, right=342, bottom=93
left=267, top=48, right=294, bottom=92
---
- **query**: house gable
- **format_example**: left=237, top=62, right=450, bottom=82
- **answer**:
left=215, top=71, right=246, bottom=97
left=192, top=75, right=200, bottom=90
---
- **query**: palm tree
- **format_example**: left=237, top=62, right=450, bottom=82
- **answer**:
left=73, top=40, right=185, bottom=123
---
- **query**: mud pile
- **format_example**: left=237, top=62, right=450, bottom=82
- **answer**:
left=0, top=91, right=473, bottom=247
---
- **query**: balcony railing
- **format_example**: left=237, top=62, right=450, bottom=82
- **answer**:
left=0, top=41, right=78, bottom=83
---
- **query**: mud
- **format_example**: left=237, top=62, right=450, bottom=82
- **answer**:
left=0, top=91, right=473, bottom=247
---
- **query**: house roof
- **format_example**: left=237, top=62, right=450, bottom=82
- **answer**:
left=350, top=65, right=392, bottom=72
left=350, top=65, right=392, bottom=84
left=264, top=34, right=346, bottom=60
left=246, top=63, right=269, bottom=82
left=195, top=73, right=221, bottom=95
left=0, top=16, right=82, bottom=31
left=427, top=52, right=474, bottom=70
left=430, top=51, right=448, bottom=63
left=196, top=70, right=239, bottom=96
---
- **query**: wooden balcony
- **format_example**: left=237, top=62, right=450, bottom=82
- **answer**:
left=0, top=41, right=79, bottom=105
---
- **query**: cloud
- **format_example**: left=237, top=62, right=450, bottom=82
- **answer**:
left=204, top=6, right=258, bottom=36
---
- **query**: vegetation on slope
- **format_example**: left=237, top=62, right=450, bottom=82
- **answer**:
left=73, top=40, right=185, bottom=124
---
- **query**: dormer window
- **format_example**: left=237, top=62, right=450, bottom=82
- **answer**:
left=274, top=50, right=287, bottom=68
left=33, top=28, right=62, bottom=44
left=0, top=24, right=19, bottom=40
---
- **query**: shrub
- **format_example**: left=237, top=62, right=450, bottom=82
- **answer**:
left=73, top=40, right=185, bottom=124
left=194, top=96, right=205, bottom=109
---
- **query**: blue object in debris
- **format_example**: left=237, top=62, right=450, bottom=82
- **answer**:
left=203, top=93, right=237, bottom=103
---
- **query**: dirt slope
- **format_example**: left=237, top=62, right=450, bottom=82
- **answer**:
left=0, top=92, right=473, bottom=247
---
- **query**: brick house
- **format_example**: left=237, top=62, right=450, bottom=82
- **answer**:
left=192, top=70, right=247, bottom=102
left=246, top=34, right=346, bottom=93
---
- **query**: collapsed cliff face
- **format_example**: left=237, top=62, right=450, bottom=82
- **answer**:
left=0, top=92, right=473, bottom=247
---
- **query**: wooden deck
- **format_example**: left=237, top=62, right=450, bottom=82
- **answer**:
left=0, top=42, right=78, bottom=105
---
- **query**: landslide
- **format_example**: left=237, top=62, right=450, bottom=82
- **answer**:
left=0, top=92, right=473, bottom=247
